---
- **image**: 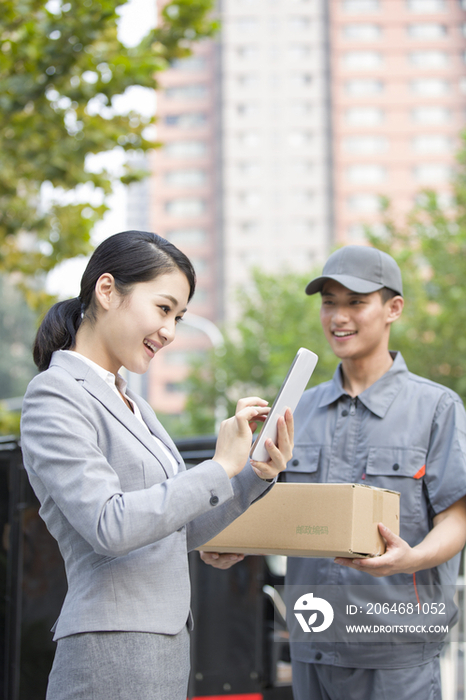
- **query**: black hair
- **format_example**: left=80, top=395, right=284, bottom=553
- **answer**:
left=379, top=287, right=399, bottom=304
left=33, top=230, right=196, bottom=372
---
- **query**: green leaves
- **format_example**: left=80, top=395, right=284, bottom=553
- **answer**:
left=0, top=0, right=217, bottom=308
left=182, top=136, right=466, bottom=435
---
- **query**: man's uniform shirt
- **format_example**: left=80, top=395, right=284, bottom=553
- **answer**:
left=283, top=352, right=466, bottom=668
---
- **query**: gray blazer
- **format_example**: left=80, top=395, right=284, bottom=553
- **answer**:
left=20, top=352, right=272, bottom=641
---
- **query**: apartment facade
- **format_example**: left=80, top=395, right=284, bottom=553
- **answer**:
left=139, top=0, right=466, bottom=418
left=331, top=0, right=466, bottom=242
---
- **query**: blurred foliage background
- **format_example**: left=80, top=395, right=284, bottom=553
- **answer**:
left=1, top=1, right=466, bottom=439
left=0, top=0, right=218, bottom=434
left=0, top=0, right=218, bottom=308
left=181, top=139, right=466, bottom=436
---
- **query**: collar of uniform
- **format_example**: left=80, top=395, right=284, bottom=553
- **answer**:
left=318, top=352, right=409, bottom=418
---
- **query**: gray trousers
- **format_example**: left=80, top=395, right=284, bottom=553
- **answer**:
left=46, top=627, right=190, bottom=700
left=291, top=656, right=442, bottom=700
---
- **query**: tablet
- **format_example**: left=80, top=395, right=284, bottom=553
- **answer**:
left=249, top=347, right=318, bottom=462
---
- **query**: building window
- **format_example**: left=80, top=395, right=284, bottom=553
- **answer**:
left=289, top=161, right=314, bottom=176
left=239, top=191, right=262, bottom=208
left=343, top=51, right=383, bottom=69
left=409, top=51, right=448, bottom=67
left=289, top=16, right=311, bottom=30
left=406, top=0, right=446, bottom=11
left=164, top=170, right=207, bottom=187
left=343, top=0, right=380, bottom=12
left=347, top=164, right=387, bottom=183
left=164, top=113, right=207, bottom=128
left=236, top=103, right=260, bottom=118
left=290, top=190, right=314, bottom=205
left=287, top=131, right=313, bottom=147
left=290, top=73, right=313, bottom=86
left=345, top=106, right=385, bottom=125
left=236, top=45, right=259, bottom=60
left=170, top=55, right=207, bottom=71
left=165, top=84, right=208, bottom=100
left=343, top=135, right=389, bottom=153
left=289, top=101, right=313, bottom=116
left=165, top=199, right=206, bottom=216
left=165, top=229, right=207, bottom=246
left=347, top=224, right=366, bottom=240
left=343, top=23, right=382, bottom=40
left=414, top=164, right=451, bottom=182
left=289, top=221, right=315, bottom=236
left=288, top=45, right=312, bottom=59
left=239, top=221, right=260, bottom=235
left=237, top=131, right=261, bottom=147
left=412, top=106, right=450, bottom=123
left=345, top=78, right=384, bottom=95
left=163, top=141, right=207, bottom=157
left=412, top=135, right=451, bottom=152
left=348, top=193, right=381, bottom=212
left=234, top=17, right=260, bottom=32
left=237, top=74, right=259, bottom=88
left=407, top=24, right=447, bottom=39
left=410, top=78, right=449, bottom=95
left=236, top=162, right=262, bottom=177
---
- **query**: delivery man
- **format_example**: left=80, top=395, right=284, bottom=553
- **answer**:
left=202, top=245, right=466, bottom=700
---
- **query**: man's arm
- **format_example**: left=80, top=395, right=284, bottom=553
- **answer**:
left=335, top=496, right=466, bottom=577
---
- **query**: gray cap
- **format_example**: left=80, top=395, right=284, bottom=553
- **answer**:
left=306, top=245, right=403, bottom=296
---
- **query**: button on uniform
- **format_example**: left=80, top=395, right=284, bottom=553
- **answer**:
left=209, top=495, right=219, bottom=506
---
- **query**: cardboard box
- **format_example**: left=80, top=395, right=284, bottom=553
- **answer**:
left=199, top=483, right=400, bottom=558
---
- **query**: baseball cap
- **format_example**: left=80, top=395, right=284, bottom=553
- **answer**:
left=305, top=245, right=403, bottom=297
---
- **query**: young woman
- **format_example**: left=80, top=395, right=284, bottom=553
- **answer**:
left=21, top=230, right=293, bottom=700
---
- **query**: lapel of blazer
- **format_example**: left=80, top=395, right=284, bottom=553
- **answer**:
left=127, top=388, right=184, bottom=473
left=51, top=352, right=178, bottom=479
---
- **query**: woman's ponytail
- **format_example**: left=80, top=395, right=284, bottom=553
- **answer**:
left=33, top=297, right=83, bottom=372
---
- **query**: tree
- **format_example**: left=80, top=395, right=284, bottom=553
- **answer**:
left=0, top=0, right=218, bottom=308
left=364, top=146, right=466, bottom=402
left=183, top=139, right=466, bottom=436
left=0, top=274, right=41, bottom=435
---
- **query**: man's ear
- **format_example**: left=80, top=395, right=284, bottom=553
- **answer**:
left=386, top=295, right=404, bottom=325
left=94, top=273, right=116, bottom=311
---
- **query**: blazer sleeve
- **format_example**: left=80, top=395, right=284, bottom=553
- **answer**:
left=21, top=369, right=235, bottom=557
left=186, top=466, right=275, bottom=552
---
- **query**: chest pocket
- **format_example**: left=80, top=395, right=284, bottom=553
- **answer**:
left=284, top=444, right=321, bottom=483
left=365, top=447, right=427, bottom=521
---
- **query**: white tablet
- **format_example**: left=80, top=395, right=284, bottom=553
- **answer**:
left=249, top=347, right=318, bottom=462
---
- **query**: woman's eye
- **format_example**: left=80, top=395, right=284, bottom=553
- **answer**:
left=175, top=316, right=184, bottom=324
left=159, top=305, right=170, bottom=314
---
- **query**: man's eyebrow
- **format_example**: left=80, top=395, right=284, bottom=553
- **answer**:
left=321, top=290, right=369, bottom=298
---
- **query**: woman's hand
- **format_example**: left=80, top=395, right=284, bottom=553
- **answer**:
left=213, top=398, right=293, bottom=480
left=199, top=551, right=245, bottom=569
left=250, top=408, right=294, bottom=480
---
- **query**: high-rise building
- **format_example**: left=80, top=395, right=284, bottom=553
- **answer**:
left=331, top=0, right=466, bottom=242
left=144, top=39, right=221, bottom=414
left=133, top=0, right=466, bottom=420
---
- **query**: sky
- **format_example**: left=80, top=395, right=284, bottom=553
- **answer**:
left=46, top=0, right=157, bottom=298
